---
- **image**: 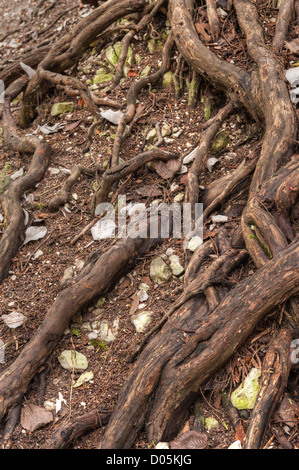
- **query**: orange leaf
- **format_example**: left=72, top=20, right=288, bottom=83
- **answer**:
left=78, top=98, right=84, bottom=108
left=128, top=69, right=137, bottom=77
left=235, top=422, right=245, bottom=444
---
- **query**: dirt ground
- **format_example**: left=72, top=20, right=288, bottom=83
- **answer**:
left=0, top=0, right=298, bottom=450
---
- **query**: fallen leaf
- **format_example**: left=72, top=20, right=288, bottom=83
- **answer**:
left=128, top=69, right=137, bottom=77
left=20, top=62, right=36, bottom=78
left=23, top=226, right=47, bottom=245
left=181, top=421, right=190, bottom=434
left=64, top=120, right=81, bottom=131
left=195, top=22, right=211, bottom=42
left=276, top=397, right=299, bottom=428
left=1, top=311, right=26, bottom=328
left=235, top=422, right=245, bottom=445
left=21, top=404, right=53, bottom=432
left=136, top=185, right=163, bottom=197
left=78, top=98, right=84, bottom=108
left=155, top=159, right=181, bottom=180
left=129, top=291, right=142, bottom=316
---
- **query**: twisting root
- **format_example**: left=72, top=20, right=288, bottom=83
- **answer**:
left=0, top=96, right=51, bottom=284
left=272, top=0, right=294, bottom=50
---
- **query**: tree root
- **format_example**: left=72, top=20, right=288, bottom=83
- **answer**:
left=0, top=0, right=298, bottom=450
left=273, top=0, right=294, bottom=50
left=45, top=409, right=111, bottom=449
left=48, top=166, right=98, bottom=212
left=0, top=96, right=51, bottom=284
left=0, top=219, right=165, bottom=422
left=100, top=237, right=299, bottom=448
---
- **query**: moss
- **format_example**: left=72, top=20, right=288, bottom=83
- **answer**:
left=0, top=162, right=12, bottom=195
left=89, top=339, right=108, bottom=352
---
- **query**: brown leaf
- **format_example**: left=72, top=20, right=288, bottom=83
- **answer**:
left=36, top=212, right=50, bottom=219
left=64, top=120, right=81, bottom=132
left=129, top=291, right=141, bottom=316
left=276, top=397, right=299, bottom=428
left=155, top=159, right=181, bottom=180
left=235, top=422, right=245, bottom=445
left=21, top=404, right=53, bottom=432
left=213, top=393, right=222, bottom=409
left=181, top=421, right=191, bottom=434
left=141, top=276, right=152, bottom=286
left=128, top=69, right=137, bottom=77
left=136, top=185, right=163, bottom=198
left=171, top=430, right=208, bottom=449
left=195, top=22, right=211, bottom=42
left=203, top=230, right=217, bottom=240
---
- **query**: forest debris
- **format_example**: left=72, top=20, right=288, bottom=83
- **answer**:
left=211, top=130, right=230, bottom=154
left=73, top=371, right=94, bottom=388
left=150, top=257, right=172, bottom=284
left=97, top=318, right=119, bottom=343
left=187, top=236, right=203, bottom=252
left=20, top=62, right=36, bottom=78
left=91, top=218, right=115, bottom=240
left=170, top=430, right=208, bottom=449
left=58, top=350, right=88, bottom=372
left=204, top=417, right=219, bottom=431
left=211, top=214, right=228, bottom=223
left=162, top=71, right=173, bottom=88
left=100, top=108, right=124, bottom=125
left=93, top=68, right=114, bottom=85
left=56, top=392, right=67, bottom=414
left=21, top=404, right=53, bottom=432
left=228, top=440, right=242, bottom=449
left=50, top=102, right=74, bottom=116
left=183, top=146, right=199, bottom=164
left=23, top=225, right=47, bottom=245
left=10, top=168, right=24, bottom=180
left=1, top=311, right=26, bottom=329
left=286, top=66, right=299, bottom=87
left=155, top=158, right=181, bottom=179
left=136, top=185, right=162, bottom=197
left=285, top=39, right=299, bottom=54
left=38, top=123, right=65, bottom=135
left=276, top=397, right=299, bottom=428
left=206, top=157, right=219, bottom=172
left=169, top=255, right=184, bottom=276
left=173, top=192, right=184, bottom=202
left=231, top=368, right=261, bottom=410
left=131, top=311, right=153, bottom=333
left=155, top=442, right=170, bottom=449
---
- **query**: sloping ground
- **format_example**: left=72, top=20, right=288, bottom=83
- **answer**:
left=0, top=0, right=298, bottom=449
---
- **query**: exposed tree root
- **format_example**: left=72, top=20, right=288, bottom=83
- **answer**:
left=45, top=409, right=111, bottom=449
left=0, top=219, right=164, bottom=422
left=273, top=0, right=294, bottom=50
left=0, top=0, right=298, bottom=450
left=0, top=96, right=51, bottom=284
left=100, top=237, right=299, bottom=448
left=48, top=166, right=98, bottom=212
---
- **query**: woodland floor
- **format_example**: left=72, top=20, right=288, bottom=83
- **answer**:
left=0, top=0, right=298, bottom=449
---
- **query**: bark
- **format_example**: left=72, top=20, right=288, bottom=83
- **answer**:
left=99, top=237, right=299, bottom=448
left=0, top=221, right=164, bottom=421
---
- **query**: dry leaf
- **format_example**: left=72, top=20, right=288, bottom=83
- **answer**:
left=195, top=22, right=211, bottom=42
left=129, top=291, right=141, bottom=316
left=155, top=159, right=181, bottom=180
left=235, top=422, right=245, bottom=445
left=128, top=69, right=137, bottom=77
left=181, top=421, right=190, bottom=434
left=64, top=120, right=81, bottom=132
left=136, top=185, right=163, bottom=198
